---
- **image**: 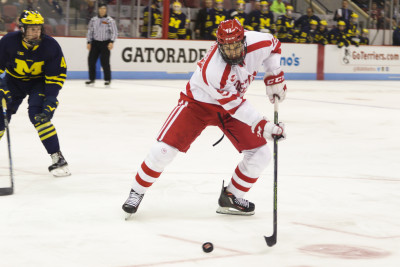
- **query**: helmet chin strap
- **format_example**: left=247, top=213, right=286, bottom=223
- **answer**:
left=23, top=36, right=41, bottom=47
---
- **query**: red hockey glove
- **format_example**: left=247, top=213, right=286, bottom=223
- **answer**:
left=264, top=69, right=287, bottom=104
left=251, top=118, right=286, bottom=141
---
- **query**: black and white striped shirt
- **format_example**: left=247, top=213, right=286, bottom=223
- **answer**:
left=87, top=15, right=118, bottom=43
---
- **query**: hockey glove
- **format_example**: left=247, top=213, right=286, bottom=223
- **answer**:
left=34, top=96, right=59, bottom=123
left=0, top=88, right=12, bottom=106
left=264, top=68, right=287, bottom=103
left=0, top=78, right=12, bottom=106
left=251, top=118, right=286, bottom=141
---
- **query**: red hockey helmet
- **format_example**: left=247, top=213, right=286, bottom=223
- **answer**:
left=216, top=19, right=245, bottom=45
left=216, top=19, right=247, bottom=65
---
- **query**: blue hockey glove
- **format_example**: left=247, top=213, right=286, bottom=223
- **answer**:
left=34, top=96, right=59, bottom=123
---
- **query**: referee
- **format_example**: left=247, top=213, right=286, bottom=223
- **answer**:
left=86, top=3, right=118, bottom=86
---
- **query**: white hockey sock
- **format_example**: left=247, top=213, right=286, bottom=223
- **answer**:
left=227, top=145, right=271, bottom=198
left=227, top=165, right=258, bottom=198
left=132, top=141, right=178, bottom=194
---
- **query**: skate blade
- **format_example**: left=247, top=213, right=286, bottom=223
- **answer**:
left=216, top=206, right=255, bottom=216
left=124, top=212, right=133, bottom=220
left=50, top=166, right=71, bottom=177
left=85, top=83, right=94, bottom=87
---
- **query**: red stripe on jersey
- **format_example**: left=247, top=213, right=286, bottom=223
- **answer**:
left=231, top=178, right=250, bottom=192
left=247, top=40, right=272, bottom=54
left=219, top=64, right=232, bottom=89
left=235, top=166, right=258, bottom=184
left=135, top=173, right=152, bottom=187
left=202, top=45, right=218, bottom=85
left=141, top=162, right=161, bottom=178
left=186, top=82, right=194, bottom=99
left=272, top=39, right=282, bottom=54
left=157, top=104, right=182, bottom=140
left=217, top=94, right=238, bottom=105
left=226, top=99, right=246, bottom=114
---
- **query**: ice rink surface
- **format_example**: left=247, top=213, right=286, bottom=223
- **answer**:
left=1, top=79, right=399, bottom=267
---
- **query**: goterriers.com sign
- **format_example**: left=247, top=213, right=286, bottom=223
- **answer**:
left=341, top=46, right=400, bottom=66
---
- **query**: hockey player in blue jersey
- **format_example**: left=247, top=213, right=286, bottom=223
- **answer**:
left=0, top=10, right=70, bottom=177
left=168, top=1, right=187, bottom=39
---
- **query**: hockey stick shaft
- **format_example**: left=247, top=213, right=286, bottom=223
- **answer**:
left=0, top=98, right=14, bottom=196
left=264, top=95, right=279, bottom=246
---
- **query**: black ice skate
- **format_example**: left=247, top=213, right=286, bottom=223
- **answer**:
left=122, top=189, right=144, bottom=220
left=85, top=80, right=94, bottom=86
left=49, top=151, right=71, bottom=177
left=216, top=181, right=255, bottom=216
left=104, top=81, right=111, bottom=87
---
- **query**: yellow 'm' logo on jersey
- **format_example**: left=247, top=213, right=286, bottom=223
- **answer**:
left=14, top=59, right=44, bottom=76
left=169, top=17, right=182, bottom=28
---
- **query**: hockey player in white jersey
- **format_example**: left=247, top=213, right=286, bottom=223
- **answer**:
left=123, top=19, right=287, bottom=217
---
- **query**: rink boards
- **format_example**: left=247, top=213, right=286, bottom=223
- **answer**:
left=1, top=35, right=400, bottom=80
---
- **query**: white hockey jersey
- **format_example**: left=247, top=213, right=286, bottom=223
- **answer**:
left=183, top=31, right=282, bottom=127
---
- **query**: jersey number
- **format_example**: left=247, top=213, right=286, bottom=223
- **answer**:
left=60, top=57, right=67, bottom=68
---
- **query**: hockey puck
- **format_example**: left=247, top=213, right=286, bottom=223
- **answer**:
left=202, top=242, right=213, bottom=253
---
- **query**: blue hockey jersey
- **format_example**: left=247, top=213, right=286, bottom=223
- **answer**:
left=0, top=31, right=67, bottom=97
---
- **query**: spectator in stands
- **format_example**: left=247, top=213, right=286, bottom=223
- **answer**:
left=270, top=0, right=286, bottom=15
left=381, top=1, right=397, bottom=29
left=228, top=0, right=251, bottom=30
left=276, top=5, right=295, bottom=42
left=295, top=19, right=318, bottom=43
left=347, top=13, right=360, bottom=46
left=369, top=2, right=382, bottom=29
left=248, top=0, right=261, bottom=30
left=314, top=20, right=329, bottom=45
left=295, top=7, right=320, bottom=31
left=334, top=0, right=353, bottom=25
left=185, top=19, right=193, bottom=39
left=194, top=0, right=214, bottom=40
left=85, top=0, right=96, bottom=23
left=359, top=28, right=369, bottom=45
left=0, top=13, right=5, bottom=33
left=141, top=0, right=162, bottom=38
left=250, top=1, right=275, bottom=33
left=47, top=0, right=63, bottom=16
left=85, top=2, right=118, bottom=86
left=393, top=22, right=400, bottom=45
left=168, top=1, right=187, bottom=39
left=8, top=17, right=20, bottom=32
left=207, top=0, right=229, bottom=40
left=328, top=20, right=351, bottom=48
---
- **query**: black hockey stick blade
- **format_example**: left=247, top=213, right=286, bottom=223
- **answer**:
left=264, top=234, right=276, bottom=247
left=0, top=187, right=13, bottom=196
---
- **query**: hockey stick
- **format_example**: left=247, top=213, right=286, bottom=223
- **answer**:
left=0, top=98, right=14, bottom=196
left=264, top=95, right=279, bottom=246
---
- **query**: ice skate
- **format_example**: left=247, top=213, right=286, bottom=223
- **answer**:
left=104, top=81, right=111, bottom=88
left=85, top=80, right=94, bottom=86
left=216, top=181, right=255, bottom=216
left=49, top=151, right=71, bottom=177
left=122, top=189, right=144, bottom=220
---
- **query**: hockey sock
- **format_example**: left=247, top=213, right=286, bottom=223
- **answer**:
left=35, top=122, right=60, bottom=154
left=227, top=145, right=271, bottom=198
left=227, top=165, right=258, bottom=198
left=132, top=141, right=178, bottom=194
